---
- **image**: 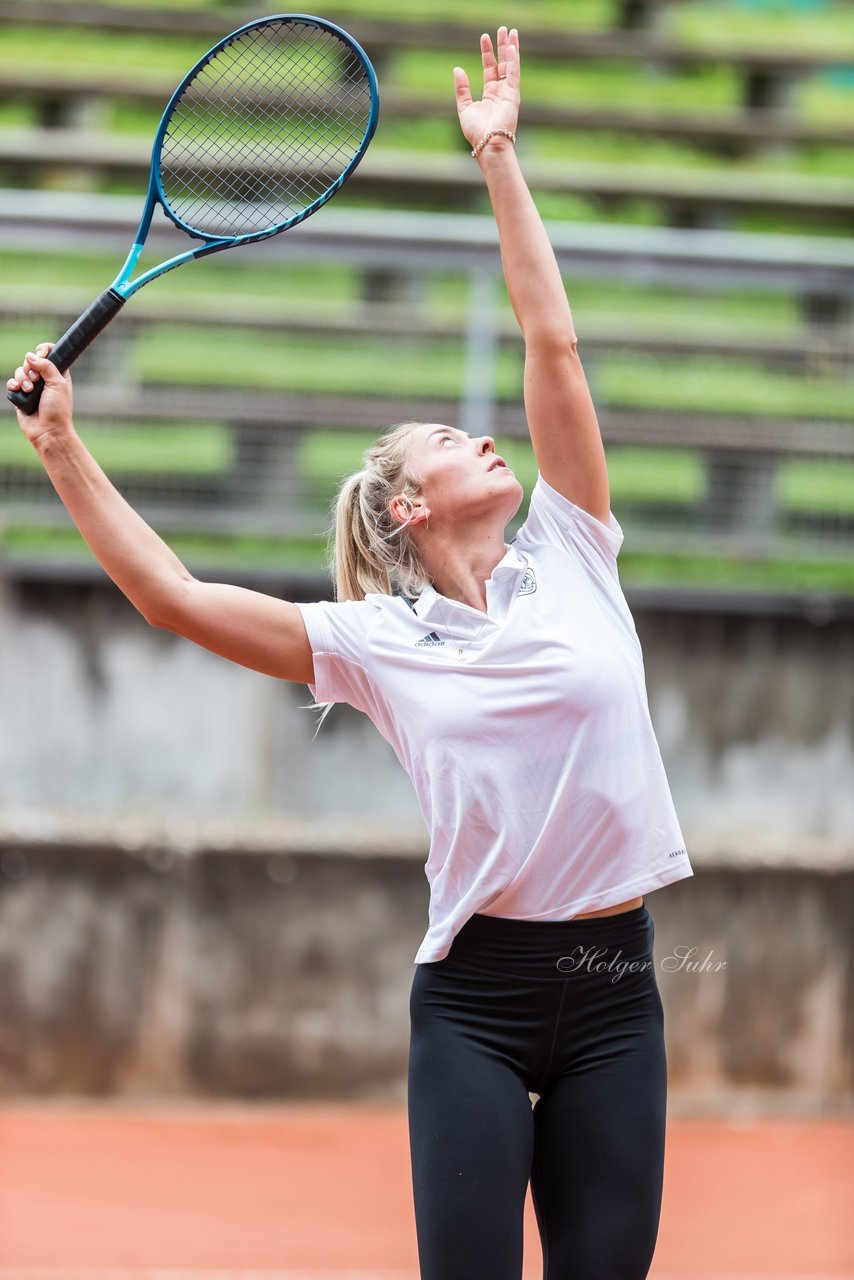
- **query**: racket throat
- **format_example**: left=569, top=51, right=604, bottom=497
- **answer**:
left=114, top=241, right=147, bottom=297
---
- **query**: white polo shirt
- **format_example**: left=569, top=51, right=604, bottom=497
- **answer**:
left=296, top=472, right=693, bottom=964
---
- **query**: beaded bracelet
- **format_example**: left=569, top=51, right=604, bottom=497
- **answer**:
left=471, top=128, right=516, bottom=159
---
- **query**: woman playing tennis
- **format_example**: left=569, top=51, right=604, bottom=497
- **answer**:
left=9, top=26, right=693, bottom=1280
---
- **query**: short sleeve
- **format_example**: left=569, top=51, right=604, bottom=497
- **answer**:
left=294, top=597, right=381, bottom=717
left=520, top=472, right=624, bottom=580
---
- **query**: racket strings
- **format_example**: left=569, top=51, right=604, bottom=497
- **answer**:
left=167, top=64, right=312, bottom=223
left=159, top=21, right=373, bottom=238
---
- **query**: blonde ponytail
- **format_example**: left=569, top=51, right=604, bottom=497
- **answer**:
left=305, top=421, right=430, bottom=731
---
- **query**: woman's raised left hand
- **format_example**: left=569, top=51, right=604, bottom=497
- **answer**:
left=453, top=26, right=520, bottom=152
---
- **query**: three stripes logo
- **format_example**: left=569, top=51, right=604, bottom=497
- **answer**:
left=415, top=631, right=446, bottom=647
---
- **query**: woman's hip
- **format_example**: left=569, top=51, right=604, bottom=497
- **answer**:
left=409, top=904, right=663, bottom=1100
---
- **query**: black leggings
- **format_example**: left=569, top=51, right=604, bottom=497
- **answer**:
left=407, top=903, right=667, bottom=1280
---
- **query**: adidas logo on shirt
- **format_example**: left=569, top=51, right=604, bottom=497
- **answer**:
left=415, top=631, right=446, bottom=647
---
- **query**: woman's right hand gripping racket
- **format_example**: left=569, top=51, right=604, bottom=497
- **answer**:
left=7, top=14, right=379, bottom=415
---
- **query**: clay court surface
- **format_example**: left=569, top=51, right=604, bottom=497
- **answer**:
left=0, top=1101, right=851, bottom=1280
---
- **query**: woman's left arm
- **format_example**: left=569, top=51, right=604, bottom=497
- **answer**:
left=454, top=28, right=611, bottom=526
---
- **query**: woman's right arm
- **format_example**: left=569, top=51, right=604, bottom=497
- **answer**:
left=6, top=347, right=314, bottom=685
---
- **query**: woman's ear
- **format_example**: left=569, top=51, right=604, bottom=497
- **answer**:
left=388, top=494, right=410, bottom=527
left=389, top=494, right=430, bottom=529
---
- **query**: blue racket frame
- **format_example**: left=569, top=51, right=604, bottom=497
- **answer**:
left=117, top=12, right=381, bottom=298
left=7, top=12, right=380, bottom=414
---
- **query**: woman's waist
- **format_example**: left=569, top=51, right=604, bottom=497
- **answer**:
left=567, top=895, right=644, bottom=920
left=444, top=900, right=654, bottom=978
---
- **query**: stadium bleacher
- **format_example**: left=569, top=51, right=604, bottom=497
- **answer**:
left=0, top=0, right=851, bottom=591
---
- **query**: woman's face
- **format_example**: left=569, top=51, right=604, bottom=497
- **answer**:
left=402, top=423, right=523, bottom=530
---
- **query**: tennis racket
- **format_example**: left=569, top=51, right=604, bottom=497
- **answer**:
left=7, top=13, right=379, bottom=415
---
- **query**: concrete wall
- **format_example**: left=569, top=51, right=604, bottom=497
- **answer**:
left=0, top=570, right=852, bottom=1108
left=0, top=837, right=851, bottom=1110
left=1, top=572, right=853, bottom=847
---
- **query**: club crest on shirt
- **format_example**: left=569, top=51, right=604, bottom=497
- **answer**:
left=517, top=568, right=537, bottom=595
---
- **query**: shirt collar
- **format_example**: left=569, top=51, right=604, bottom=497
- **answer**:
left=409, top=541, right=527, bottom=622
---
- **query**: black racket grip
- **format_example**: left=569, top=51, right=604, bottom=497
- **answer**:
left=7, top=287, right=126, bottom=415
